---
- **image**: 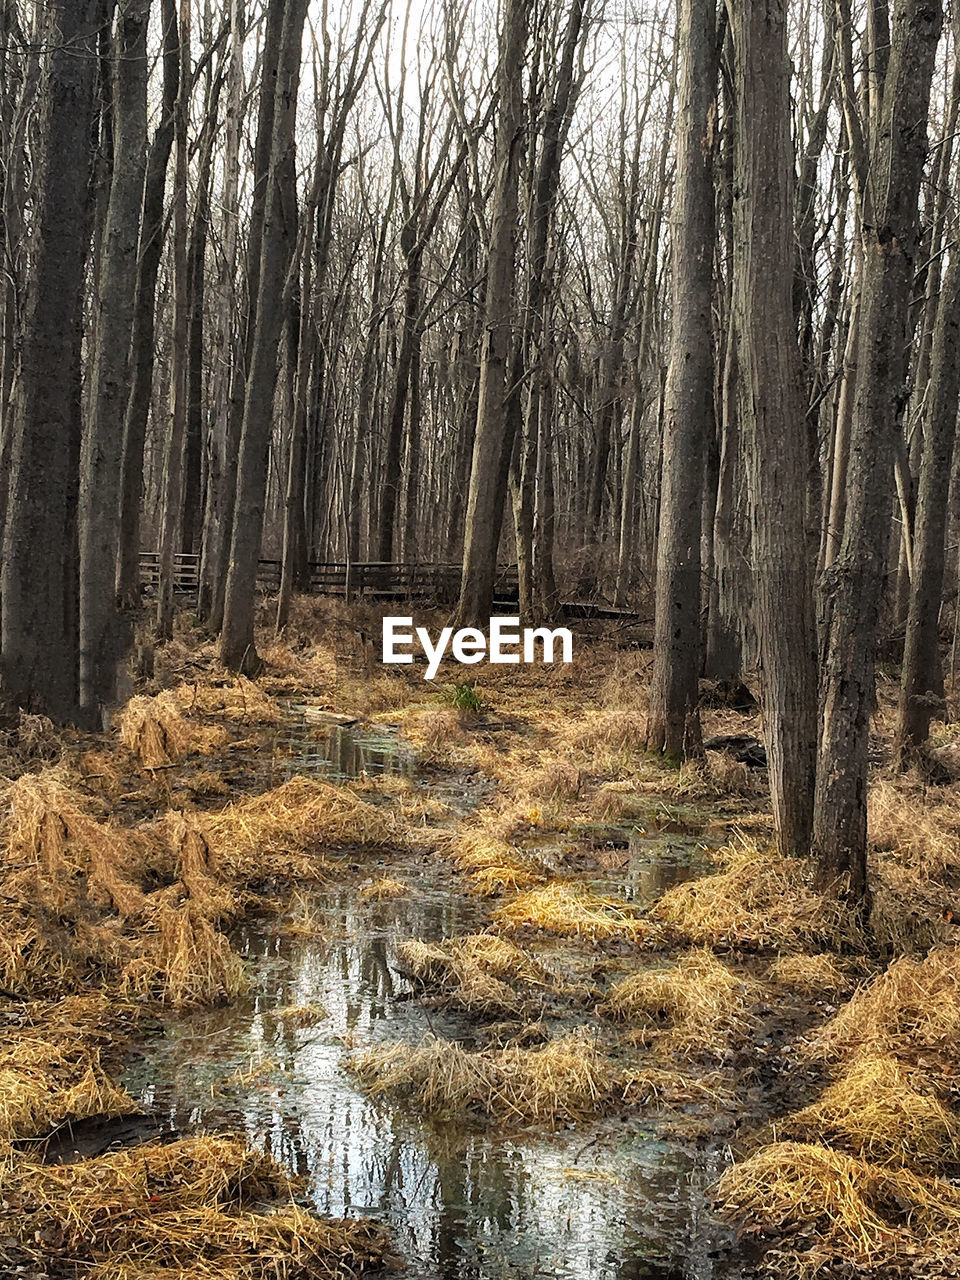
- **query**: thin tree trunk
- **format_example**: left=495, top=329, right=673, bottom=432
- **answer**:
left=157, top=0, right=191, bottom=641
left=645, top=0, right=716, bottom=760
left=455, top=0, right=530, bottom=627
left=79, top=0, right=150, bottom=714
left=220, top=0, right=308, bottom=671
left=814, top=0, right=942, bottom=894
left=896, top=243, right=960, bottom=757
left=729, top=0, right=818, bottom=856
left=116, top=0, right=178, bottom=611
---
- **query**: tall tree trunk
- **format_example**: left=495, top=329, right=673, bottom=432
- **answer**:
left=79, top=0, right=149, bottom=714
left=455, top=0, right=530, bottom=627
left=729, top=0, right=818, bottom=856
left=157, top=0, right=191, bottom=641
left=220, top=0, right=308, bottom=671
left=1, top=0, right=102, bottom=721
left=645, top=0, right=716, bottom=760
left=197, top=0, right=244, bottom=626
left=277, top=199, right=317, bottom=630
left=115, top=0, right=178, bottom=611
left=814, top=0, right=942, bottom=894
left=204, top=0, right=283, bottom=632
left=896, top=243, right=960, bottom=757
left=376, top=229, right=420, bottom=562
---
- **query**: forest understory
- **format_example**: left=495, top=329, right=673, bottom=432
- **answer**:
left=0, top=596, right=957, bottom=1280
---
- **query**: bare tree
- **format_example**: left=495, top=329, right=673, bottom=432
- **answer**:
left=645, top=0, right=716, bottom=760
left=814, top=0, right=942, bottom=896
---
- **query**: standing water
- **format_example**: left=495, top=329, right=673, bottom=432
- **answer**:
left=124, top=711, right=734, bottom=1280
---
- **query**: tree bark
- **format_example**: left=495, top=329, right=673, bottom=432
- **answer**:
left=896, top=243, right=960, bottom=757
left=645, top=0, right=716, bottom=761
left=455, top=0, right=530, bottom=627
left=79, top=0, right=150, bottom=714
left=814, top=0, right=942, bottom=893
left=728, top=0, right=818, bottom=856
left=1, top=0, right=103, bottom=721
left=115, top=0, right=179, bottom=611
left=220, top=0, right=308, bottom=671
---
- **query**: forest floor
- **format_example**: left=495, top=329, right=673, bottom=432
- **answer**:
left=0, top=596, right=958, bottom=1279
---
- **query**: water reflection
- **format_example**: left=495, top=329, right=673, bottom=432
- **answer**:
left=123, top=877, right=731, bottom=1280
left=275, top=706, right=416, bottom=782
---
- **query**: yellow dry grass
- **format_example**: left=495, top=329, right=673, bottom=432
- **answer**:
left=0, top=771, right=160, bottom=995
left=600, top=948, right=765, bottom=1055
left=123, top=899, right=247, bottom=1009
left=716, top=1142, right=960, bottom=1274
left=767, top=952, right=853, bottom=997
left=358, top=876, right=408, bottom=904
left=169, top=676, right=283, bottom=725
left=651, top=839, right=848, bottom=951
left=386, top=705, right=472, bottom=758
left=808, top=946, right=960, bottom=1064
left=396, top=932, right=555, bottom=1015
left=0, top=1135, right=389, bottom=1279
left=563, top=708, right=646, bottom=756
left=118, top=692, right=228, bottom=768
left=0, top=1034, right=138, bottom=1142
left=868, top=775, right=960, bottom=874
left=350, top=1030, right=637, bottom=1125
left=444, top=828, right=548, bottom=896
left=774, top=1055, right=960, bottom=1168
left=274, top=1002, right=327, bottom=1027
left=494, top=880, right=650, bottom=943
left=203, top=776, right=405, bottom=877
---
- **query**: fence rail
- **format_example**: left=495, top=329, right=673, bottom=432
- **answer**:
left=138, top=554, right=519, bottom=604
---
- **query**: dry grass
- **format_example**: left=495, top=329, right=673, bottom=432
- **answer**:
left=599, top=948, right=765, bottom=1055
left=385, top=705, right=473, bottom=759
left=118, top=692, right=228, bottom=768
left=0, top=1135, right=389, bottom=1279
left=0, top=1024, right=138, bottom=1142
left=716, top=1142, right=960, bottom=1274
left=396, top=932, right=556, bottom=1015
left=494, top=880, right=651, bottom=943
left=808, top=946, right=960, bottom=1065
left=774, top=1055, right=960, bottom=1168
left=0, top=771, right=159, bottom=994
left=444, top=828, right=548, bottom=896
left=358, top=876, right=409, bottom=904
left=767, top=953, right=854, bottom=997
left=868, top=775, right=960, bottom=874
left=349, top=1030, right=638, bottom=1125
left=274, top=1002, right=327, bottom=1027
left=564, top=708, right=646, bottom=756
left=203, top=775, right=405, bottom=877
left=123, top=898, right=247, bottom=1009
left=169, top=676, right=283, bottom=725
left=651, top=839, right=849, bottom=951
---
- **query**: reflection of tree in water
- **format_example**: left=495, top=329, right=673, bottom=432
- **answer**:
left=124, top=877, right=724, bottom=1279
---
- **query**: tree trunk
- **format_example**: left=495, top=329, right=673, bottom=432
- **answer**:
left=814, top=0, right=942, bottom=894
left=645, top=0, right=716, bottom=761
left=1, top=0, right=102, bottom=721
left=220, top=0, right=308, bottom=671
left=115, top=0, right=178, bottom=611
left=896, top=243, right=960, bottom=757
left=156, top=0, right=191, bottom=641
left=197, top=0, right=245, bottom=626
left=79, top=0, right=149, bottom=714
left=455, top=0, right=530, bottom=627
left=729, top=0, right=818, bottom=856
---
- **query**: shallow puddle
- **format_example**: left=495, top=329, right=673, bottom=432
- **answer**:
left=274, top=705, right=416, bottom=783
left=124, top=867, right=734, bottom=1280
